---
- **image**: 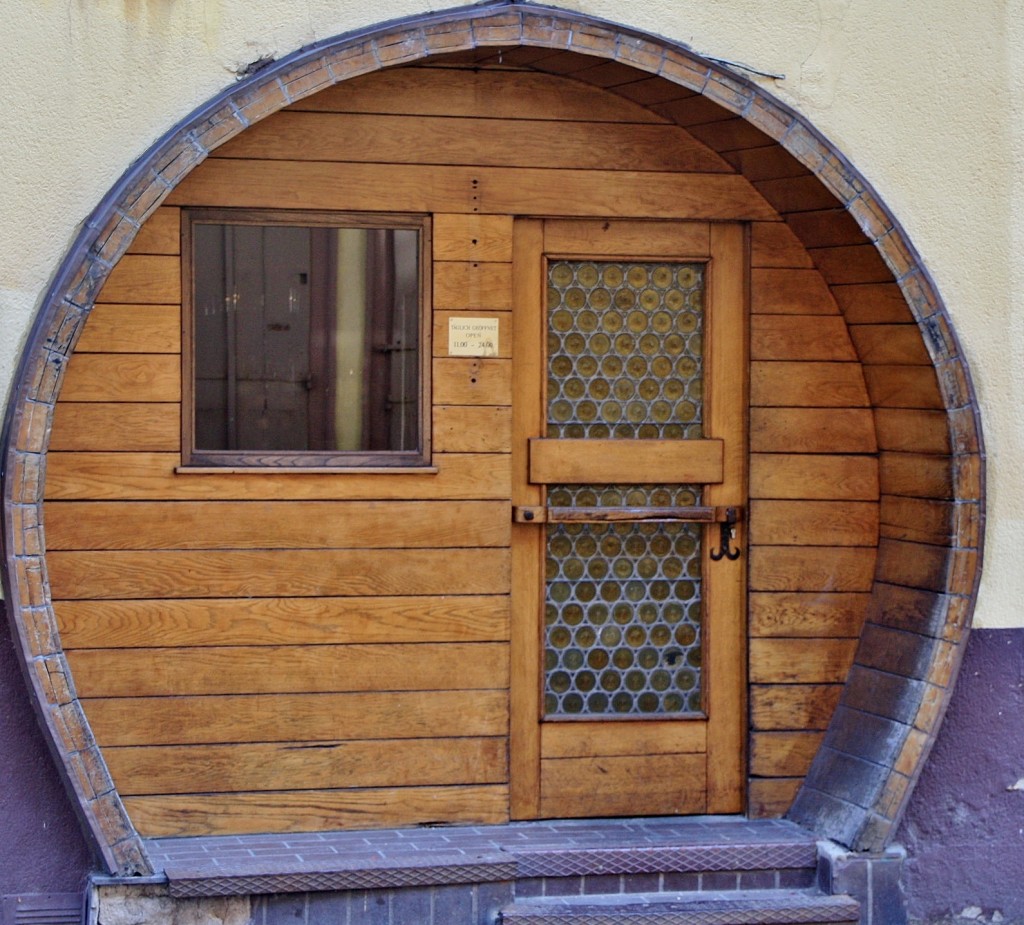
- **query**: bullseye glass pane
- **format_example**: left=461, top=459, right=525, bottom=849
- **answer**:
left=544, top=259, right=707, bottom=717
left=544, top=485, right=704, bottom=717
left=547, top=261, right=704, bottom=440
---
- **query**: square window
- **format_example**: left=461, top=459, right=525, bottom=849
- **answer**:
left=183, top=210, right=430, bottom=467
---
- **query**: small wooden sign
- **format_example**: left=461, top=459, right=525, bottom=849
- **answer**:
left=448, top=317, right=499, bottom=357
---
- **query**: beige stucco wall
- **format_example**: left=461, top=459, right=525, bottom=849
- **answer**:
left=1, top=0, right=1020, bottom=628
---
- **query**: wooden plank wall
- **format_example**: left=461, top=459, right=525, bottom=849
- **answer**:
left=43, top=64, right=878, bottom=836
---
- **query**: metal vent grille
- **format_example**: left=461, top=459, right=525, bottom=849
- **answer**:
left=1, top=894, right=83, bottom=925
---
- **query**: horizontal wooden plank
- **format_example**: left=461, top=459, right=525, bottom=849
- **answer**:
left=434, top=261, right=513, bottom=310
left=76, top=305, right=180, bottom=354
left=529, top=438, right=723, bottom=484
left=750, top=454, right=878, bottom=500
left=750, top=731, right=825, bottom=778
left=542, top=219, right=710, bottom=258
left=213, top=111, right=730, bottom=174
left=721, top=145, right=808, bottom=183
left=540, top=754, right=706, bottom=818
left=98, top=255, right=181, bottom=304
left=750, top=638, right=860, bottom=684
left=50, top=403, right=179, bottom=452
left=86, top=689, right=509, bottom=746
left=687, top=117, right=773, bottom=154
left=878, top=452, right=952, bottom=499
left=754, top=175, right=842, bottom=214
left=56, top=594, right=509, bottom=649
left=67, top=642, right=509, bottom=697
left=750, top=315, right=856, bottom=361
left=880, top=495, right=954, bottom=546
left=750, top=362, right=869, bottom=408
left=290, top=68, right=670, bottom=123
left=873, top=409, right=950, bottom=454
left=45, top=499, right=511, bottom=550
left=168, top=160, right=777, bottom=221
left=750, top=269, right=838, bottom=315
left=807, top=244, right=892, bottom=286
left=747, top=776, right=802, bottom=818
left=849, top=324, right=931, bottom=365
left=59, top=354, right=180, bottom=402
left=751, top=684, right=844, bottom=731
left=541, top=720, right=706, bottom=758
left=125, top=784, right=509, bottom=837
left=49, top=547, right=510, bottom=599
left=46, top=452, right=509, bottom=501
left=749, top=546, right=876, bottom=592
left=127, top=207, right=181, bottom=255
left=749, top=221, right=814, bottom=269
left=433, top=213, right=513, bottom=262
left=433, top=358, right=512, bottom=407
left=434, top=312, right=511, bottom=359
left=107, top=737, right=508, bottom=795
left=863, top=365, right=943, bottom=409
left=434, top=405, right=511, bottom=453
left=750, top=408, right=876, bottom=454
left=748, top=500, right=878, bottom=546
left=783, top=209, right=866, bottom=249
left=749, top=592, right=869, bottom=638
left=832, top=283, right=914, bottom=324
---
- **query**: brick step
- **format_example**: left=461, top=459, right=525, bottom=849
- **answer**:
left=499, top=889, right=860, bottom=924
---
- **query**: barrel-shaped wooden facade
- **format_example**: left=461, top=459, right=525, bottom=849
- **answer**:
left=1, top=6, right=982, bottom=877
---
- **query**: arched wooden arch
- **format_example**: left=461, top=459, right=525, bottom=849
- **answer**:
left=0, top=2, right=983, bottom=876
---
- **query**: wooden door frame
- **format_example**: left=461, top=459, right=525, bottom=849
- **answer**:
left=509, top=218, right=749, bottom=819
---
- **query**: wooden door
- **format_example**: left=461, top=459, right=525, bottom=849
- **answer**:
left=510, top=219, right=747, bottom=819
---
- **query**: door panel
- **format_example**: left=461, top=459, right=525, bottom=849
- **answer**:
left=511, top=219, right=747, bottom=819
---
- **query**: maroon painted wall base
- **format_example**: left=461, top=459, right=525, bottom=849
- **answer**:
left=899, top=628, right=1024, bottom=921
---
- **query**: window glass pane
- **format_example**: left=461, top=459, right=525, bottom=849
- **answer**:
left=192, top=222, right=420, bottom=455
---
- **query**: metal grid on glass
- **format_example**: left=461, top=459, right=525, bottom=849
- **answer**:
left=547, top=261, right=704, bottom=440
left=544, top=485, right=704, bottom=717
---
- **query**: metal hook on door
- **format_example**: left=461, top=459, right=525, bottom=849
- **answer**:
left=710, top=507, right=741, bottom=561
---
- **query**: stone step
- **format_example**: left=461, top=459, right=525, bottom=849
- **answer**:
left=499, top=888, right=861, bottom=924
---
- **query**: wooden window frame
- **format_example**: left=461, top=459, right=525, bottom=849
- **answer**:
left=181, top=208, right=432, bottom=470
